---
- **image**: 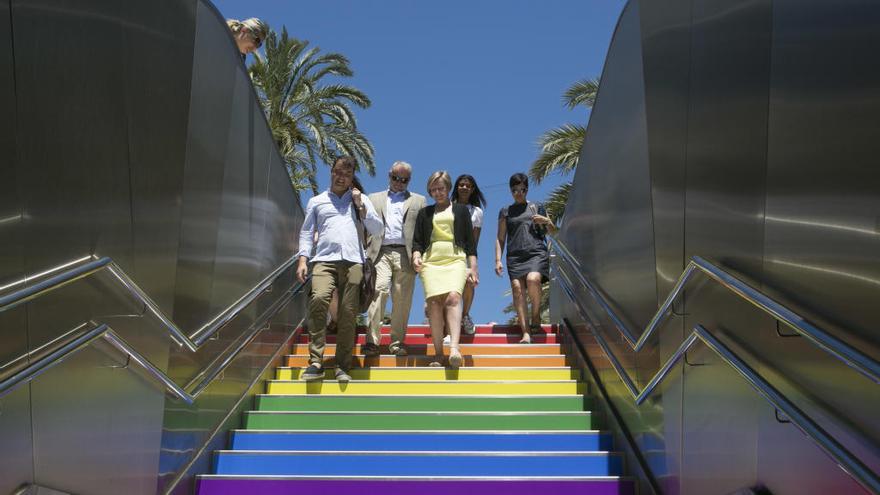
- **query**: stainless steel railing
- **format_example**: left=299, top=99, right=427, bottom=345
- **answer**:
left=0, top=255, right=307, bottom=404
left=550, top=238, right=880, bottom=495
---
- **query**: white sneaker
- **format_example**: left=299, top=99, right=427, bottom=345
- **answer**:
left=462, top=314, right=476, bottom=335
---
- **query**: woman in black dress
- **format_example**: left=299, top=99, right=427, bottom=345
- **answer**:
left=494, top=173, right=556, bottom=343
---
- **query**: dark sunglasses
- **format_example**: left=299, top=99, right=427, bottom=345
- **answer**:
left=390, top=174, right=410, bottom=184
left=511, top=187, right=528, bottom=194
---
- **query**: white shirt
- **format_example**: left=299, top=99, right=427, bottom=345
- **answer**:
left=467, top=204, right=484, bottom=228
left=383, top=190, right=407, bottom=245
left=297, top=189, right=383, bottom=263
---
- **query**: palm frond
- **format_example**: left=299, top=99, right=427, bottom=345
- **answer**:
left=543, top=182, right=571, bottom=224
left=528, top=124, right=586, bottom=184
left=563, top=78, right=599, bottom=110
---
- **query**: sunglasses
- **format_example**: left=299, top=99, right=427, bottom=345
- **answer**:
left=390, top=174, right=410, bottom=184
left=511, top=187, right=527, bottom=194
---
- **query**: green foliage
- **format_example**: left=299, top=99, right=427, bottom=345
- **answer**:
left=528, top=77, right=599, bottom=222
left=249, top=27, right=375, bottom=192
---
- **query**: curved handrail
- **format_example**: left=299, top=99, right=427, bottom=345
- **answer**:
left=551, top=240, right=880, bottom=494
left=551, top=239, right=880, bottom=385
left=0, top=254, right=308, bottom=402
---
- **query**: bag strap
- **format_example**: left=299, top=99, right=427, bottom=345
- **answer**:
left=350, top=199, right=367, bottom=263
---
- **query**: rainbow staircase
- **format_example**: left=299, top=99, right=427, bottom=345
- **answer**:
left=196, top=323, right=634, bottom=494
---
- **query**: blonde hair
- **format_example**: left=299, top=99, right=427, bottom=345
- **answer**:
left=226, top=18, right=268, bottom=41
left=426, top=170, right=452, bottom=194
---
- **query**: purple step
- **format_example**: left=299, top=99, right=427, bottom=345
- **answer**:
left=196, top=477, right=635, bottom=495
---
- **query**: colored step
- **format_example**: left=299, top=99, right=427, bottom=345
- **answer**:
left=285, top=354, right=568, bottom=367
left=243, top=411, right=592, bottom=430
left=230, top=430, right=612, bottom=451
left=289, top=343, right=564, bottom=356
left=255, top=394, right=588, bottom=411
left=265, top=380, right=583, bottom=395
left=196, top=477, right=634, bottom=495
left=295, top=334, right=560, bottom=344
left=349, top=324, right=555, bottom=335
left=213, top=451, right=623, bottom=476
left=275, top=366, right=577, bottom=381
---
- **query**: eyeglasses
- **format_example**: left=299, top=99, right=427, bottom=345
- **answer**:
left=511, top=187, right=527, bottom=194
left=390, top=174, right=410, bottom=184
left=250, top=32, right=262, bottom=48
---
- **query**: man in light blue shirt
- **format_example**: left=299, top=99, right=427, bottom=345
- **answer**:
left=364, top=161, right=426, bottom=356
left=296, top=156, right=382, bottom=382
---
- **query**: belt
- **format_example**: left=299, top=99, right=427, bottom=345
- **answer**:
left=383, top=244, right=406, bottom=249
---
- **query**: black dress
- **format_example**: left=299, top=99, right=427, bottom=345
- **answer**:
left=499, top=202, right=550, bottom=282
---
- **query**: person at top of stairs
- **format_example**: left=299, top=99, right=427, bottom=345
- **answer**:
left=412, top=170, right=478, bottom=369
left=495, top=173, right=557, bottom=344
left=295, top=156, right=383, bottom=382
left=363, top=161, right=427, bottom=358
left=452, top=174, right=487, bottom=336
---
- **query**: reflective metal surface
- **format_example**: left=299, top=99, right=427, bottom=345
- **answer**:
left=0, top=0, right=307, bottom=493
left=554, top=0, right=880, bottom=493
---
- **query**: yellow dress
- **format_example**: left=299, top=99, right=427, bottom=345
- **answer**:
left=421, top=206, right=467, bottom=299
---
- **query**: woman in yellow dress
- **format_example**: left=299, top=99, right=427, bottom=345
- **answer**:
left=412, top=171, right=478, bottom=368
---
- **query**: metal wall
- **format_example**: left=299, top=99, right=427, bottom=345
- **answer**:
left=0, top=0, right=306, bottom=494
left=555, top=0, right=880, bottom=493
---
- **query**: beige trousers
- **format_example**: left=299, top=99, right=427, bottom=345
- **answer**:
left=366, top=246, right=416, bottom=352
left=308, top=261, right=362, bottom=371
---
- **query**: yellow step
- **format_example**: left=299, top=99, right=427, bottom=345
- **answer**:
left=265, top=380, right=584, bottom=395
left=275, top=367, right=579, bottom=381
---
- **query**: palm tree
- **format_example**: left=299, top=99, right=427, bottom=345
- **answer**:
left=528, top=78, right=598, bottom=223
left=249, top=27, right=375, bottom=192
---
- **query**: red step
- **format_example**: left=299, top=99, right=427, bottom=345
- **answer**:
left=295, top=333, right=559, bottom=345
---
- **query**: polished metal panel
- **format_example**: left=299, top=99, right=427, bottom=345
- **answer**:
left=557, top=3, right=667, bottom=495
left=0, top=0, right=307, bottom=492
left=554, top=0, right=880, bottom=493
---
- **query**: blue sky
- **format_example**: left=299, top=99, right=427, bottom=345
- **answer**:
left=213, top=0, right=625, bottom=324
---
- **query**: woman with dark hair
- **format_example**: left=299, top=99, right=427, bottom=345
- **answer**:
left=495, top=173, right=556, bottom=343
left=413, top=171, right=478, bottom=368
left=452, top=174, right=486, bottom=335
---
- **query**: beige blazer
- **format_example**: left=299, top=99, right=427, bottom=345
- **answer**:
left=365, top=190, right=427, bottom=269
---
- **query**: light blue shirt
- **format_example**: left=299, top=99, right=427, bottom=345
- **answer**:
left=383, top=190, right=407, bottom=245
left=297, top=189, right=383, bottom=263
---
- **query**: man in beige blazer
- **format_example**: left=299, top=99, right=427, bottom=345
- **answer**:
left=364, top=161, right=427, bottom=356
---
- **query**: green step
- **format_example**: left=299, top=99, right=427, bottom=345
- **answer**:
left=255, top=395, right=590, bottom=412
left=243, top=411, right=592, bottom=430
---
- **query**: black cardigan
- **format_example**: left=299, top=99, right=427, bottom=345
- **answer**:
left=412, top=203, right=477, bottom=257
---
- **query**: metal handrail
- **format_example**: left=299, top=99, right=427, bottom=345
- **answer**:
left=551, top=239, right=880, bottom=385
left=0, top=254, right=300, bottom=351
left=0, top=255, right=307, bottom=402
left=551, top=240, right=880, bottom=494
left=0, top=280, right=308, bottom=405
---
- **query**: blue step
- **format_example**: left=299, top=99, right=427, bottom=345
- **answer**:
left=213, top=451, right=623, bottom=476
left=230, top=430, right=612, bottom=451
